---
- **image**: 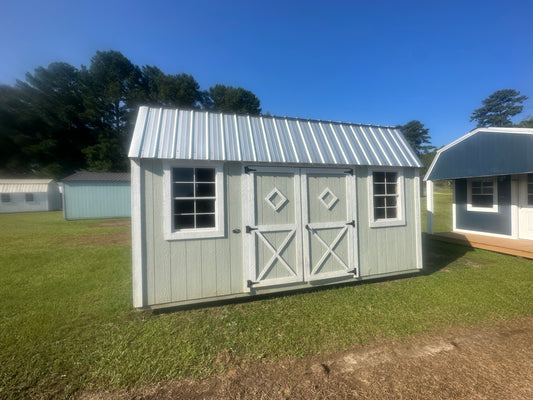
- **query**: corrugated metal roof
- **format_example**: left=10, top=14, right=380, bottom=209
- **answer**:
left=129, top=107, right=422, bottom=168
left=62, top=172, right=131, bottom=183
left=0, top=179, right=55, bottom=193
left=425, top=127, right=533, bottom=181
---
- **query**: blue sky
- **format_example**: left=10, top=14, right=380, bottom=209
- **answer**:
left=1, top=0, right=532, bottom=147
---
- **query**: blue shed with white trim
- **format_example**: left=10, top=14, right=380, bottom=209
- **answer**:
left=129, top=107, right=423, bottom=309
left=62, top=172, right=131, bottom=220
left=425, top=127, right=533, bottom=240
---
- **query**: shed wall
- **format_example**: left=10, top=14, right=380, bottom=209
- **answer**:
left=64, top=182, right=131, bottom=220
left=140, top=161, right=421, bottom=307
left=0, top=192, right=50, bottom=213
left=357, top=168, right=420, bottom=276
left=454, top=176, right=512, bottom=235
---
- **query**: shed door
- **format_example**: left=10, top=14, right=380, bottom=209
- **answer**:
left=519, top=174, right=533, bottom=240
left=302, top=169, right=358, bottom=281
left=245, top=167, right=304, bottom=288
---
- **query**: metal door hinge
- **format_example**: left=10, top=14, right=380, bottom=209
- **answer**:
left=244, top=166, right=256, bottom=174
left=344, top=169, right=354, bottom=175
left=247, top=279, right=259, bottom=288
left=346, top=220, right=355, bottom=227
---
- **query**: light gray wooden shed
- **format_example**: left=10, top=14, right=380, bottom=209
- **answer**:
left=0, top=179, right=61, bottom=213
left=129, top=107, right=423, bottom=309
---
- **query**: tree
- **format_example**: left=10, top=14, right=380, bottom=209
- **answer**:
left=397, top=120, right=434, bottom=157
left=470, top=89, right=528, bottom=127
left=208, top=84, right=261, bottom=115
left=517, top=116, right=533, bottom=128
left=81, top=50, right=143, bottom=171
left=139, top=66, right=204, bottom=108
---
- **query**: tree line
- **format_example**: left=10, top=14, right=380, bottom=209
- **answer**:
left=0, top=49, right=530, bottom=179
left=0, top=50, right=262, bottom=178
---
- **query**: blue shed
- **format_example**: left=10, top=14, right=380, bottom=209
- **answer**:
left=425, top=127, right=533, bottom=240
left=62, top=172, right=131, bottom=220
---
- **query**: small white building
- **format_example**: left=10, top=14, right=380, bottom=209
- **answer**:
left=0, top=179, right=61, bottom=213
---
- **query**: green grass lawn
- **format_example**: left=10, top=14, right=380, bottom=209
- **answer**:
left=0, top=198, right=532, bottom=399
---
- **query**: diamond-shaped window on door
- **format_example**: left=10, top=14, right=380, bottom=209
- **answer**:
left=318, top=187, right=338, bottom=210
left=265, top=188, right=288, bottom=212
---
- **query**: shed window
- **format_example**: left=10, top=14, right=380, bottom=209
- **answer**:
left=25, top=193, right=34, bottom=202
left=467, top=178, right=498, bottom=212
left=369, top=169, right=405, bottom=227
left=1, top=193, right=10, bottom=203
left=172, top=168, right=216, bottom=229
left=163, top=163, right=225, bottom=240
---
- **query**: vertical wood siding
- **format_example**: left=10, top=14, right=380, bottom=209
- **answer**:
left=142, top=160, right=243, bottom=305
left=140, top=161, right=420, bottom=307
left=357, top=167, right=419, bottom=276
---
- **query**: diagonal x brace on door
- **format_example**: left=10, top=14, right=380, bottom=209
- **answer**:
left=255, top=229, right=297, bottom=281
left=308, top=225, right=350, bottom=275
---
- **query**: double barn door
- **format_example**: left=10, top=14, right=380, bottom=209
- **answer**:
left=244, top=167, right=358, bottom=289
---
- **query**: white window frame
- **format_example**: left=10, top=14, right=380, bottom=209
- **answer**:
left=163, top=162, right=225, bottom=241
left=368, top=167, right=406, bottom=228
left=467, top=178, right=498, bottom=213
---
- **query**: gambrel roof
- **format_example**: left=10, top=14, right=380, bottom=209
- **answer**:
left=425, top=127, right=533, bottom=181
left=0, top=179, right=55, bottom=193
left=129, top=107, right=421, bottom=168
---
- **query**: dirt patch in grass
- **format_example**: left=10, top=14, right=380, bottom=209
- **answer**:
left=56, top=231, right=131, bottom=247
left=91, top=220, right=131, bottom=228
left=79, top=316, right=533, bottom=400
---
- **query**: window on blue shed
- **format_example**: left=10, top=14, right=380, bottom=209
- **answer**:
left=25, top=193, right=34, bottom=202
left=1, top=194, right=10, bottom=203
left=172, top=167, right=217, bottom=230
left=468, top=178, right=497, bottom=211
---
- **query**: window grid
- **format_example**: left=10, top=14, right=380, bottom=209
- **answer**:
left=172, top=168, right=216, bottom=230
left=471, top=180, right=494, bottom=208
left=373, top=171, right=398, bottom=220
left=25, top=193, right=34, bottom=202
left=1, top=193, right=10, bottom=203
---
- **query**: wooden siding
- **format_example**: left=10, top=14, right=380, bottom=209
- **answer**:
left=63, top=182, right=130, bottom=220
left=141, top=160, right=243, bottom=305
left=357, top=167, right=420, bottom=276
left=140, top=162, right=421, bottom=307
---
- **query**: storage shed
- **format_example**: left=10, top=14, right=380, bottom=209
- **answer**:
left=62, top=172, right=131, bottom=220
left=425, top=127, right=533, bottom=240
left=0, top=179, right=61, bottom=213
left=129, top=107, right=423, bottom=309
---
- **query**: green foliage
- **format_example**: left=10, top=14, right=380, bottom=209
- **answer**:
left=470, top=89, right=528, bottom=127
left=1, top=209, right=532, bottom=398
left=209, top=84, right=262, bottom=115
left=517, top=116, right=533, bottom=128
left=397, top=120, right=434, bottom=157
left=0, top=51, right=262, bottom=178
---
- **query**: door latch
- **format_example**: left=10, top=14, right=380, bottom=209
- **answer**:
left=246, top=225, right=258, bottom=234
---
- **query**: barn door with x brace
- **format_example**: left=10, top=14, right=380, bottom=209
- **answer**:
left=244, top=166, right=358, bottom=291
left=243, top=167, right=304, bottom=289
left=302, top=168, right=358, bottom=281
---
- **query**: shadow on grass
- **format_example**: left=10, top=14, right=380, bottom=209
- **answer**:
left=151, top=234, right=470, bottom=315
left=421, top=233, right=471, bottom=275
